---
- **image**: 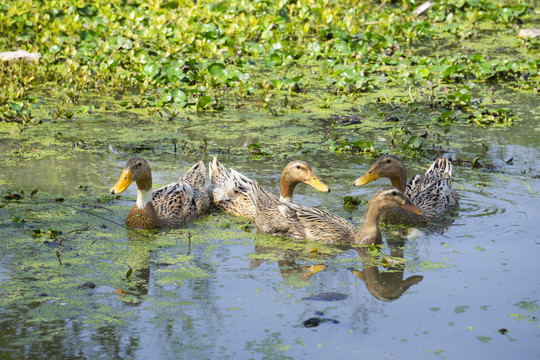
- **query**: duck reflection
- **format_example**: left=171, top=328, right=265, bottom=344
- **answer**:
left=249, top=234, right=423, bottom=301
left=351, top=239, right=423, bottom=302
left=114, top=230, right=161, bottom=306
left=249, top=234, right=337, bottom=283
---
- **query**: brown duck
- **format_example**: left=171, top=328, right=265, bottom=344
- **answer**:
left=110, top=157, right=210, bottom=229
left=208, top=156, right=330, bottom=219
left=251, top=185, right=422, bottom=244
left=353, top=155, right=458, bottom=224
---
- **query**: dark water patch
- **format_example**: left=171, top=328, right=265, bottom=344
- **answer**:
left=303, top=292, right=349, bottom=301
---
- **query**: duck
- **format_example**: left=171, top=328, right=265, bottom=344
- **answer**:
left=250, top=184, right=423, bottom=244
left=208, top=156, right=330, bottom=220
left=353, top=155, right=458, bottom=224
left=110, top=157, right=210, bottom=229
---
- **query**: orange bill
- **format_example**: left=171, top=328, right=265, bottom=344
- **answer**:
left=400, top=202, right=423, bottom=215
left=304, top=175, right=331, bottom=192
left=110, top=168, right=133, bottom=194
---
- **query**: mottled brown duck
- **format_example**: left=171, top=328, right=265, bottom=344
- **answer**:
left=353, top=155, right=458, bottom=224
left=208, top=156, right=330, bottom=220
left=110, top=157, right=210, bottom=229
left=251, top=185, right=422, bottom=244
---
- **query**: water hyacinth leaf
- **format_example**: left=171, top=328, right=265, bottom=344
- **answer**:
left=170, top=89, right=187, bottom=105
left=48, top=45, right=61, bottom=54
left=278, top=8, right=290, bottom=22
left=504, top=61, right=518, bottom=71
left=78, top=4, right=97, bottom=16
left=333, top=40, right=350, bottom=54
left=9, top=103, right=22, bottom=112
left=268, top=53, right=282, bottom=66
left=196, top=95, right=212, bottom=110
left=408, top=136, right=424, bottom=149
left=144, top=62, right=160, bottom=78
left=163, top=64, right=184, bottom=83
left=441, top=110, right=454, bottom=119
left=208, top=63, right=227, bottom=81
left=228, top=70, right=249, bottom=82
left=307, top=42, right=321, bottom=54
left=133, top=49, right=150, bottom=64
left=269, top=79, right=282, bottom=90
left=247, top=42, right=264, bottom=54
left=200, top=22, right=219, bottom=39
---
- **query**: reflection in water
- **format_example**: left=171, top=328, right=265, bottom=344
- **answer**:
left=352, top=242, right=423, bottom=302
left=249, top=236, right=329, bottom=283
left=249, top=234, right=423, bottom=302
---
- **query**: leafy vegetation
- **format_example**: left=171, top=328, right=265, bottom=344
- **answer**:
left=0, top=0, right=537, bottom=134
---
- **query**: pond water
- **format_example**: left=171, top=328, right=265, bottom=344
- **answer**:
left=0, top=90, right=539, bottom=359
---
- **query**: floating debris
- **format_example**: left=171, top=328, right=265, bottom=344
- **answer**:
left=302, top=292, right=348, bottom=301
left=412, top=1, right=431, bottom=16
left=78, top=282, right=96, bottom=289
left=518, top=29, right=540, bottom=40
left=303, top=314, right=340, bottom=328
left=0, top=50, right=41, bottom=63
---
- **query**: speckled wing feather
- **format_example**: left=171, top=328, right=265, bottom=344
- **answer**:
left=276, top=202, right=358, bottom=243
left=178, top=161, right=206, bottom=189
left=406, top=157, right=458, bottom=220
left=382, top=158, right=458, bottom=224
left=208, top=156, right=260, bottom=219
left=247, top=180, right=293, bottom=236
left=151, top=162, right=211, bottom=227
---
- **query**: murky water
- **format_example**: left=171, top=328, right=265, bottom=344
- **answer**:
left=0, top=90, right=539, bottom=359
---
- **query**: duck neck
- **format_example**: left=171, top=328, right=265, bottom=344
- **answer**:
left=390, top=166, right=407, bottom=192
left=354, top=201, right=383, bottom=244
left=136, top=179, right=153, bottom=209
left=279, top=174, right=298, bottom=203
left=126, top=178, right=162, bottom=229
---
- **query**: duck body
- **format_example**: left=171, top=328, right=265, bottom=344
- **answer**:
left=253, top=186, right=422, bottom=245
left=110, top=158, right=210, bottom=229
left=353, top=155, right=458, bottom=224
left=208, top=156, right=330, bottom=221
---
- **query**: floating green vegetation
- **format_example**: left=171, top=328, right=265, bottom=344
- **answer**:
left=477, top=335, right=492, bottom=344
left=0, top=190, right=246, bottom=333
left=0, top=0, right=537, bottom=133
left=343, top=195, right=364, bottom=209
left=245, top=331, right=293, bottom=360
left=416, top=260, right=455, bottom=270
left=326, top=135, right=379, bottom=155
left=454, top=305, right=471, bottom=314
left=514, top=299, right=540, bottom=312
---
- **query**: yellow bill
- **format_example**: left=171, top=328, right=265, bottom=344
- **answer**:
left=308, top=264, right=327, bottom=276
left=110, top=168, right=133, bottom=195
left=304, top=176, right=331, bottom=192
left=353, top=170, right=380, bottom=186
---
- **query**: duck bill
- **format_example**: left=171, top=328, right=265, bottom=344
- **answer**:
left=304, top=176, right=330, bottom=193
left=308, top=264, right=327, bottom=276
left=400, top=202, right=423, bottom=215
left=353, top=170, right=380, bottom=186
left=110, top=168, right=133, bottom=194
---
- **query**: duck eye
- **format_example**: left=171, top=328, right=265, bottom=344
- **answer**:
left=386, top=159, right=391, bottom=164
left=392, top=191, right=397, bottom=196
left=296, top=165, right=301, bottom=169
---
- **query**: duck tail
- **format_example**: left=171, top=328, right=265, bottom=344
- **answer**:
left=427, top=157, right=453, bottom=179
left=179, top=161, right=206, bottom=189
left=209, top=156, right=231, bottom=187
left=245, top=178, right=272, bottom=209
